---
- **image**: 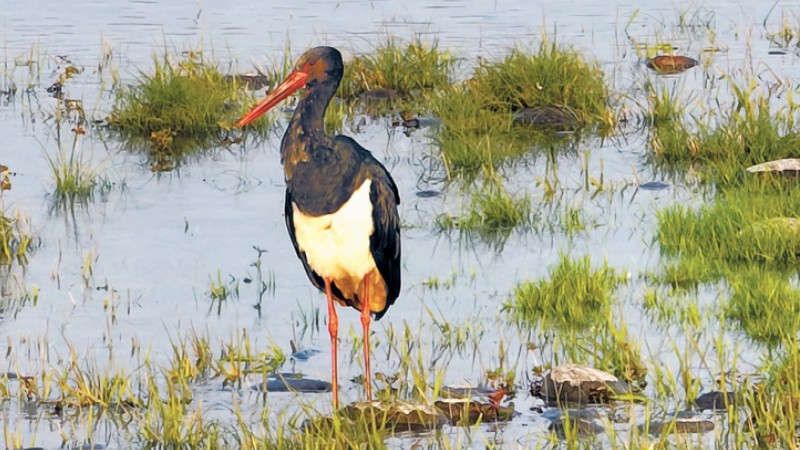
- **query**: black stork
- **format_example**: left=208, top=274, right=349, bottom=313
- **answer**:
left=237, top=47, right=401, bottom=408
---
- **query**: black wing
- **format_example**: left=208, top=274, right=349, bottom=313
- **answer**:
left=368, top=166, right=401, bottom=320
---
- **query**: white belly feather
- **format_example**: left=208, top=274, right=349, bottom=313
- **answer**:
left=292, top=179, right=377, bottom=281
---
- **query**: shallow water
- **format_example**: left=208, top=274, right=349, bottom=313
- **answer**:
left=1, top=0, right=799, bottom=448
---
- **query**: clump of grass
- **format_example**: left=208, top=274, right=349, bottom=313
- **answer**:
left=207, top=269, right=237, bottom=301
left=431, top=90, right=561, bottom=176
left=649, top=78, right=800, bottom=184
left=138, top=373, right=237, bottom=448
left=725, top=266, right=800, bottom=347
left=107, top=51, right=272, bottom=160
left=431, top=39, right=612, bottom=176
left=165, top=331, right=214, bottom=386
left=644, top=81, right=690, bottom=127
left=747, top=347, right=800, bottom=447
left=256, top=409, right=396, bottom=449
left=435, top=180, right=533, bottom=244
left=658, top=185, right=800, bottom=270
left=466, top=44, right=612, bottom=125
left=656, top=178, right=800, bottom=345
left=338, top=37, right=457, bottom=103
left=0, top=203, right=37, bottom=315
left=503, top=254, right=626, bottom=332
left=54, top=358, right=141, bottom=410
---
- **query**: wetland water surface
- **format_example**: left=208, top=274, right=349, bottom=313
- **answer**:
left=2, top=0, right=800, bottom=448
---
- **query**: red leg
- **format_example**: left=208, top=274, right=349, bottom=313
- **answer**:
left=324, top=277, right=339, bottom=409
left=360, top=274, right=372, bottom=401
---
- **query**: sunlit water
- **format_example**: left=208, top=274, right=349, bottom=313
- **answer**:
left=1, top=0, right=799, bottom=448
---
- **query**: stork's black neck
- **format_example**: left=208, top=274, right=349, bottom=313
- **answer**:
left=281, top=71, right=365, bottom=216
left=297, top=78, right=339, bottom=132
left=281, top=76, right=340, bottom=166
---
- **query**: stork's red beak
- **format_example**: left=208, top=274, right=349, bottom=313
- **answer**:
left=236, top=70, right=309, bottom=127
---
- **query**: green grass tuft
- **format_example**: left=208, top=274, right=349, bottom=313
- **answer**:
left=747, top=346, right=800, bottom=446
left=658, top=186, right=800, bottom=270
left=725, top=266, right=800, bottom=347
left=466, top=44, right=612, bottom=124
left=650, top=78, right=800, bottom=184
left=45, top=133, right=98, bottom=203
left=108, top=51, right=272, bottom=159
left=435, top=180, right=533, bottom=244
left=431, top=40, right=612, bottom=176
left=338, top=37, right=457, bottom=102
left=504, top=254, right=625, bottom=332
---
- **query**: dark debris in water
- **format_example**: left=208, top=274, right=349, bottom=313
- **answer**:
left=512, top=105, right=580, bottom=129
left=46, top=81, right=63, bottom=98
left=359, top=88, right=398, bottom=100
left=694, top=391, right=735, bottom=411
left=642, top=418, right=715, bottom=435
left=390, top=114, right=440, bottom=135
left=548, top=416, right=604, bottom=439
left=251, top=373, right=331, bottom=393
left=439, top=385, right=497, bottom=398
left=638, top=181, right=670, bottom=191
left=290, top=348, right=322, bottom=361
left=415, top=190, right=441, bottom=198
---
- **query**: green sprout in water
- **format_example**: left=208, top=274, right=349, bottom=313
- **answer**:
left=207, top=270, right=239, bottom=315
left=44, top=132, right=99, bottom=206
